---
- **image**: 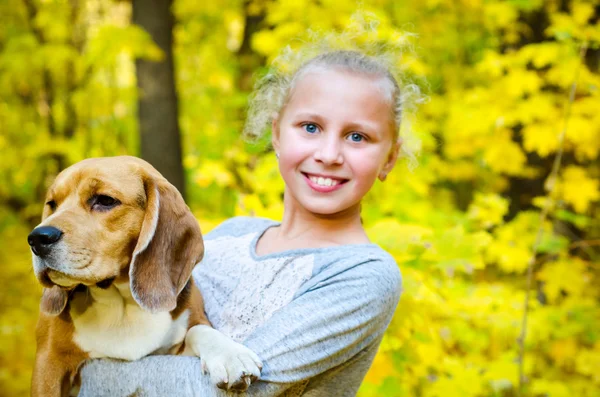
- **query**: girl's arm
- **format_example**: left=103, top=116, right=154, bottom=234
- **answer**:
left=78, top=258, right=401, bottom=396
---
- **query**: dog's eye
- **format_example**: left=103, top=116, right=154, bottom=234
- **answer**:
left=46, top=200, right=57, bottom=211
left=91, top=195, right=120, bottom=211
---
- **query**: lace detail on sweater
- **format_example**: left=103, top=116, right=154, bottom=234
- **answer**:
left=194, top=233, right=315, bottom=343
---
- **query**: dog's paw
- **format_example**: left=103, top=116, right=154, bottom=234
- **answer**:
left=185, top=325, right=262, bottom=392
left=201, top=340, right=262, bottom=392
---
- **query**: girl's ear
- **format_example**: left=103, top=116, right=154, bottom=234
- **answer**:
left=379, top=138, right=402, bottom=181
left=271, top=113, right=280, bottom=153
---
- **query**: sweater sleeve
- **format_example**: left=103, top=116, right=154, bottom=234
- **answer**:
left=77, top=259, right=401, bottom=397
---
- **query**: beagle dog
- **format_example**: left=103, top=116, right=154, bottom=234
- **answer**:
left=27, top=156, right=261, bottom=397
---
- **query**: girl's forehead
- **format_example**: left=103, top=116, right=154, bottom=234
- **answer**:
left=285, top=69, right=394, bottom=115
left=292, top=68, right=392, bottom=98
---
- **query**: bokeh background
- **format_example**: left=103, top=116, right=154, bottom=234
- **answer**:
left=1, top=0, right=599, bottom=396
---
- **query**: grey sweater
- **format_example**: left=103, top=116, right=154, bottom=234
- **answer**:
left=79, top=217, right=402, bottom=396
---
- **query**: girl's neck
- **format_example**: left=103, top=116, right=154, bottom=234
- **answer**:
left=276, top=192, right=370, bottom=246
left=255, top=194, right=371, bottom=256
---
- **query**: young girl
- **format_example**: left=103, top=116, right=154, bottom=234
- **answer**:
left=78, top=42, right=418, bottom=397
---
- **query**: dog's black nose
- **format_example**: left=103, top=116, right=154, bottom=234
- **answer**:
left=28, top=226, right=63, bottom=257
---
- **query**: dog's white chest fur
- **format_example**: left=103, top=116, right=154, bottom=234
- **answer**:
left=71, top=283, right=189, bottom=361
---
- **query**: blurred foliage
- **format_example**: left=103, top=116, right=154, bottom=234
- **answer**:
left=1, top=0, right=599, bottom=396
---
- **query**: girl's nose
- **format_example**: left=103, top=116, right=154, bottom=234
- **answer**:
left=314, top=136, right=344, bottom=165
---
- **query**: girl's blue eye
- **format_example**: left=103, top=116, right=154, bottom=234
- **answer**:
left=349, top=133, right=364, bottom=142
left=304, top=124, right=318, bottom=133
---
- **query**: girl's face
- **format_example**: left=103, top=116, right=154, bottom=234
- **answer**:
left=272, top=68, right=400, bottom=217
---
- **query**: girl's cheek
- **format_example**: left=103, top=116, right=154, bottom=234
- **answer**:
left=280, top=128, right=304, bottom=149
left=284, top=136, right=312, bottom=154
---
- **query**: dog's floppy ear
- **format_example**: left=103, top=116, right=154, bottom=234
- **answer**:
left=130, top=176, right=204, bottom=313
left=40, top=286, right=68, bottom=316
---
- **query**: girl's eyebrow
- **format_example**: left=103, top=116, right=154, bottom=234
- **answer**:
left=345, top=121, right=378, bottom=133
left=293, top=112, right=326, bottom=122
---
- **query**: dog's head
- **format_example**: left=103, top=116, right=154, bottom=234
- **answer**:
left=28, top=156, right=204, bottom=316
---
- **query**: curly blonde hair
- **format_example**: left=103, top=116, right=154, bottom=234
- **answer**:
left=243, top=18, right=425, bottom=165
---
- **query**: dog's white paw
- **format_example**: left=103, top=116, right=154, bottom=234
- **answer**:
left=184, top=325, right=262, bottom=392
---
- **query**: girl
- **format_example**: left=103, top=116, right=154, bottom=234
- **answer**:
left=79, top=41, right=419, bottom=397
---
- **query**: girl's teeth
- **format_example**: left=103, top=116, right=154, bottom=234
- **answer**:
left=310, top=176, right=339, bottom=187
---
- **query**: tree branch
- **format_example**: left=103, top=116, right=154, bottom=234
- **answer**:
left=517, top=42, right=589, bottom=395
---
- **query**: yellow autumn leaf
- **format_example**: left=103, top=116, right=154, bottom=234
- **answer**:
left=503, top=69, right=542, bottom=98
left=194, top=160, right=233, bottom=188
left=225, top=11, right=244, bottom=51
left=363, top=352, right=396, bottom=385
left=197, top=217, right=226, bottom=234
left=483, top=2, right=518, bottom=29
left=251, top=30, right=282, bottom=56
left=514, top=93, right=557, bottom=124
left=531, top=379, right=571, bottom=397
left=549, top=338, right=578, bottom=369
left=436, top=160, right=479, bottom=181
left=488, top=241, right=531, bottom=272
left=571, top=2, right=594, bottom=25
left=425, top=364, right=485, bottom=397
left=235, top=194, right=264, bottom=217
left=207, top=71, right=233, bottom=92
left=367, top=219, right=433, bottom=261
left=522, top=122, right=560, bottom=157
left=467, top=193, right=509, bottom=229
left=557, top=166, right=599, bottom=213
left=538, top=258, right=590, bottom=302
left=565, top=116, right=600, bottom=160
left=575, top=343, right=600, bottom=382
left=483, top=130, right=527, bottom=175
left=486, top=212, right=547, bottom=273
left=483, top=352, right=519, bottom=391
left=547, top=58, right=581, bottom=88
left=519, top=42, right=563, bottom=68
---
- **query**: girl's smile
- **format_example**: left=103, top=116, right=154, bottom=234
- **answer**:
left=302, top=172, right=348, bottom=193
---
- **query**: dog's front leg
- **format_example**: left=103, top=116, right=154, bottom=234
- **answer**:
left=32, top=349, right=84, bottom=397
left=183, top=325, right=263, bottom=392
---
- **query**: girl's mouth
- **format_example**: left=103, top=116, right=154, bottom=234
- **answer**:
left=302, top=173, right=348, bottom=192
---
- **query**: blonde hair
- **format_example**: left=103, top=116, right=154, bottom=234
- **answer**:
left=243, top=17, right=425, bottom=165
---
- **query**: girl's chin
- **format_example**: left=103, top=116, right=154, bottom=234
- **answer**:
left=296, top=200, right=362, bottom=218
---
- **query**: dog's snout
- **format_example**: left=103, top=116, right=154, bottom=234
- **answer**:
left=28, top=226, right=63, bottom=257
